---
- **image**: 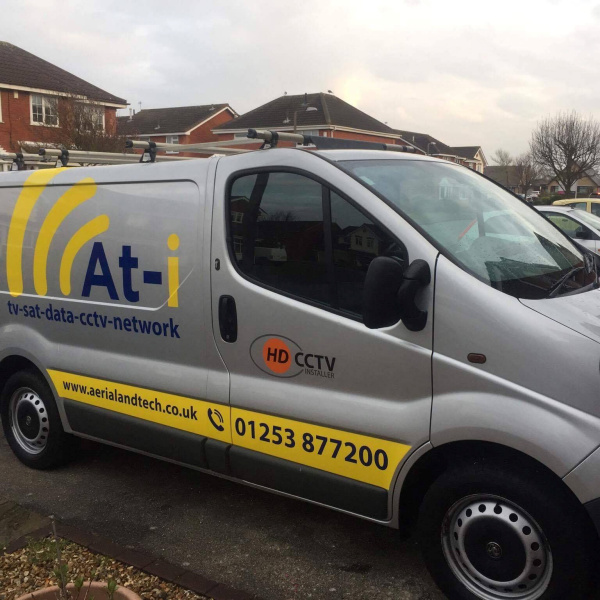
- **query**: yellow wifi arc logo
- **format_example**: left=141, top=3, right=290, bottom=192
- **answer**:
left=6, top=168, right=109, bottom=298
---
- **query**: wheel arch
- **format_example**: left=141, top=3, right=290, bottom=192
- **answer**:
left=0, top=354, right=47, bottom=400
left=0, top=353, right=70, bottom=428
left=396, top=440, right=590, bottom=535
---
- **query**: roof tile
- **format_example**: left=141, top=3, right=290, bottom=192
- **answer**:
left=118, top=104, right=233, bottom=135
left=0, top=41, right=126, bottom=105
left=214, top=93, right=396, bottom=135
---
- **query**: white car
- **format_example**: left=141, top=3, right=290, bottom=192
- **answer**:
left=537, top=205, right=600, bottom=253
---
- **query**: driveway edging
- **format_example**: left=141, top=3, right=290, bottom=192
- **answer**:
left=3, top=516, right=261, bottom=600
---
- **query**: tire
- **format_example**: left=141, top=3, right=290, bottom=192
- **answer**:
left=0, top=369, right=77, bottom=469
left=417, top=457, right=598, bottom=600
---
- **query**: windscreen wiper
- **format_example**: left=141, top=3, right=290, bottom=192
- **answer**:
left=548, top=267, right=584, bottom=298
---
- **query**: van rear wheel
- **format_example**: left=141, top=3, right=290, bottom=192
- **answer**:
left=417, top=460, right=598, bottom=599
left=1, top=370, right=76, bottom=469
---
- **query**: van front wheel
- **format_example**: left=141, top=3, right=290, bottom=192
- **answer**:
left=0, top=370, right=76, bottom=469
left=417, top=460, right=598, bottom=599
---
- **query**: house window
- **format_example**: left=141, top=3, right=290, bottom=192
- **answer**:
left=366, top=237, right=374, bottom=248
left=76, top=104, right=104, bottom=131
left=166, top=135, right=179, bottom=154
left=551, top=186, right=559, bottom=193
left=31, top=94, right=58, bottom=126
left=87, top=105, right=104, bottom=130
left=577, top=186, right=594, bottom=197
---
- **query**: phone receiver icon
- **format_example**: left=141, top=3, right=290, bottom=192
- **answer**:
left=208, top=408, right=225, bottom=432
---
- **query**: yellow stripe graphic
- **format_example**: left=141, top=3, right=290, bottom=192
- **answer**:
left=7, top=168, right=67, bottom=297
left=50, top=369, right=411, bottom=489
left=167, top=234, right=180, bottom=308
left=48, top=370, right=231, bottom=444
left=34, top=178, right=97, bottom=296
left=60, top=215, right=110, bottom=296
left=231, top=407, right=410, bottom=489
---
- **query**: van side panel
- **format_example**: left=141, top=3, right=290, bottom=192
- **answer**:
left=0, top=164, right=231, bottom=465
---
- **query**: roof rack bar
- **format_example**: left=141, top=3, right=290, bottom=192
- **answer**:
left=247, top=128, right=419, bottom=153
left=38, top=147, right=193, bottom=165
left=1, top=151, right=46, bottom=161
left=126, top=140, right=250, bottom=155
left=247, top=129, right=305, bottom=145
left=66, top=156, right=194, bottom=165
left=1, top=151, right=54, bottom=170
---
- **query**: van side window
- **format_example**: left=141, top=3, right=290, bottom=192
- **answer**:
left=229, top=172, right=329, bottom=305
left=228, top=171, right=405, bottom=319
left=331, top=192, right=403, bottom=315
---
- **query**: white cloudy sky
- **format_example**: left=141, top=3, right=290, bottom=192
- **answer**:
left=2, top=0, right=600, bottom=157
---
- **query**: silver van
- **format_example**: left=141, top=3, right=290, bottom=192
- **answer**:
left=1, top=138, right=600, bottom=600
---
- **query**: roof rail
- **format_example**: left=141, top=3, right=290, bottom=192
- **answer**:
left=125, top=139, right=251, bottom=162
left=0, top=151, right=56, bottom=170
left=247, top=129, right=419, bottom=153
left=39, top=147, right=194, bottom=167
left=0, top=128, right=422, bottom=173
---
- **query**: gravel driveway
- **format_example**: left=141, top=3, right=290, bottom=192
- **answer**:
left=0, top=433, right=445, bottom=600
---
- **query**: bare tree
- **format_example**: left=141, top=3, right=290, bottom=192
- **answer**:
left=530, top=111, right=600, bottom=197
left=514, top=152, right=543, bottom=201
left=491, top=148, right=513, bottom=167
left=269, top=210, right=297, bottom=222
left=491, top=148, right=513, bottom=189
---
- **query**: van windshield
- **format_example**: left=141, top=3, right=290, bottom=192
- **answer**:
left=340, top=159, right=596, bottom=299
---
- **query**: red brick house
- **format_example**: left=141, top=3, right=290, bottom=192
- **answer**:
left=212, top=93, right=417, bottom=150
left=0, top=42, right=127, bottom=157
left=394, top=130, right=487, bottom=172
left=117, top=104, right=238, bottom=156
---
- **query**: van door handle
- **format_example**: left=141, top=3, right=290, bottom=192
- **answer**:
left=218, top=295, right=238, bottom=343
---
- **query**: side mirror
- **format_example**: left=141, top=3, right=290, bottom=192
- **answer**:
left=363, top=257, right=431, bottom=331
left=363, top=257, right=405, bottom=329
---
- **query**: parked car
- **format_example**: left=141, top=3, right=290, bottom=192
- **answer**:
left=1, top=141, right=600, bottom=599
left=552, top=197, right=600, bottom=216
left=537, top=205, right=600, bottom=253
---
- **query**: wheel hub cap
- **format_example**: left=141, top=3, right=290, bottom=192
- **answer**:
left=9, top=388, right=49, bottom=455
left=442, top=495, right=553, bottom=599
left=487, top=542, right=502, bottom=559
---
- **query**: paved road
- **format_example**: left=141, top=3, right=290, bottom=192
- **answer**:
left=0, top=433, right=445, bottom=600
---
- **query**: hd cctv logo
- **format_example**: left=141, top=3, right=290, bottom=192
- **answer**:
left=250, top=335, right=336, bottom=379
left=6, top=168, right=180, bottom=306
